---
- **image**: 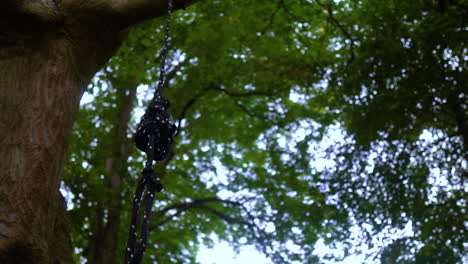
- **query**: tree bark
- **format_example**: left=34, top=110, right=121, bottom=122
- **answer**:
left=0, top=0, right=199, bottom=262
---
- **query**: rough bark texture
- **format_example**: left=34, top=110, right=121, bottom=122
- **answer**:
left=0, top=9, right=121, bottom=264
left=0, top=0, right=198, bottom=263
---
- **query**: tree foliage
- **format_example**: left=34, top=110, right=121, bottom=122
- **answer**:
left=63, top=0, right=467, bottom=263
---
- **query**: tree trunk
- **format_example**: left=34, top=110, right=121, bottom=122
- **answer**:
left=0, top=12, right=121, bottom=264
left=0, top=1, right=198, bottom=262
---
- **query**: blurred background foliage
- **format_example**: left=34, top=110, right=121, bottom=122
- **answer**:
left=62, top=0, right=467, bottom=263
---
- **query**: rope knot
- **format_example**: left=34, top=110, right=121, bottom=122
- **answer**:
left=142, top=167, right=163, bottom=192
left=134, top=96, right=177, bottom=161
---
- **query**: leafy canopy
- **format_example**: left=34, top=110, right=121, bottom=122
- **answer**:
left=64, top=0, right=467, bottom=263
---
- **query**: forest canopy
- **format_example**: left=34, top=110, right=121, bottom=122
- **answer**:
left=63, top=0, right=467, bottom=263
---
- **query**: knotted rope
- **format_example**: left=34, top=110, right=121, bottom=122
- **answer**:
left=124, top=0, right=176, bottom=263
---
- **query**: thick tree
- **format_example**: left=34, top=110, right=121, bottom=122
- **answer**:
left=0, top=1, right=198, bottom=263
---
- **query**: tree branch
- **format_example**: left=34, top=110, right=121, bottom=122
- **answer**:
left=1, top=1, right=58, bottom=21
left=174, top=87, right=210, bottom=137
left=109, top=0, right=201, bottom=27
left=59, top=0, right=202, bottom=29
left=315, top=0, right=355, bottom=67
left=211, top=85, right=274, bottom=98
left=149, top=197, right=243, bottom=229
left=196, top=205, right=273, bottom=259
left=148, top=196, right=273, bottom=259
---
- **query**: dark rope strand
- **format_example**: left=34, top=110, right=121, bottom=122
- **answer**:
left=125, top=132, right=156, bottom=260
left=124, top=175, right=146, bottom=262
left=133, top=180, right=158, bottom=263
left=125, top=135, right=164, bottom=264
left=156, top=0, right=174, bottom=96
left=125, top=134, right=155, bottom=264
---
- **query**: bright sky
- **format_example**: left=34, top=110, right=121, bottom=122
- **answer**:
left=197, top=242, right=270, bottom=264
left=196, top=238, right=368, bottom=264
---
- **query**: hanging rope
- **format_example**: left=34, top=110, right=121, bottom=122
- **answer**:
left=125, top=0, right=176, bottom=263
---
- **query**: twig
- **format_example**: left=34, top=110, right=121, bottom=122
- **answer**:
left=315, top=0, right=355, bottom=68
